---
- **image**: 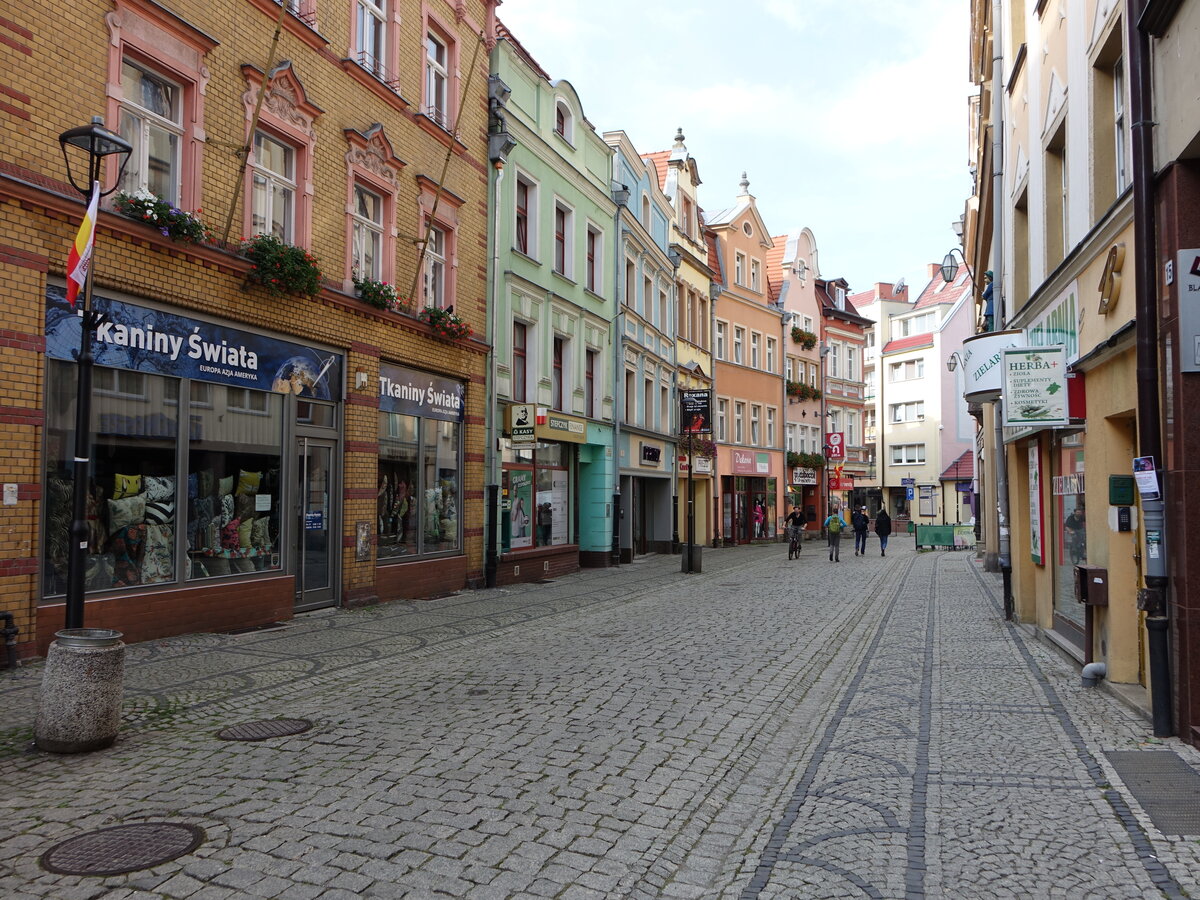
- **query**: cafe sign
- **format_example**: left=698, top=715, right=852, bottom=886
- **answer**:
left=792, top=467, right=817, bottom=486
left=1002, top=346, right=1069, bottom=427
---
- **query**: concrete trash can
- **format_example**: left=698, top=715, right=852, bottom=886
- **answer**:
left=35, top=628, right=125, bottom=753
left=681, top=544, right=703, bottom=573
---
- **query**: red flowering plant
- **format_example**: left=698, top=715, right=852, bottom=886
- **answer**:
left=240, top=234, right=323, bottom=299
left=677, top=434, right=717, bottom=458
left=112, top=189, right=211, bottom=243
left=418, top=305, right=472, bottom=340
left=353, top=276, right=413, bottom=313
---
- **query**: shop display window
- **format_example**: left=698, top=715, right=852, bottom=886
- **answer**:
left=378, top=412, right=460, bottom=559
left=423, top=420, right=460, bottom=553
left=502, top=442, right=570, bottom=550
left=185, top=384, right=283, bottom=579
left=43, top=360, right=180, bottom=595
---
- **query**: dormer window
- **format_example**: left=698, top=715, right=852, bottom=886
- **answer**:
left=554, top=100, right=573, bottom=143
left=835, top=286, right=846, bottom=310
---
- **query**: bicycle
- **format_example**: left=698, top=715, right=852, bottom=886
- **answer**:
left=788, top=525, right=804, bottom=560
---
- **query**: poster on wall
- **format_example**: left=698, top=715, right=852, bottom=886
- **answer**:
left=680, top=389, right=712, bottom=434
left=1029, top=444, right=1044, bottom=565
left=45, top=285, right=342, bottom=397
left=509, top=470, right=533, bottom=549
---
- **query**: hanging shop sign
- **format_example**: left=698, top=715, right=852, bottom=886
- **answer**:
left=46, top=285, right=342, bottom=397
left=507, top=403, right=536, bottom=443
left=1176, top=249, right=1200, bottom=373
left=540, top=410, right=587, bottom=444
left=829, top=476, right=854, bottom=491
left=379, top=362, right=465, bottom=422
left=958, top=329, right=1025, bottom=401
left=1002, top=346, right=1069, bottom=427
left=680, top=389, right=712, bottom=434
left=792, top=467, right=817, bottom=486
left=825, top=432, right=845, bottom=459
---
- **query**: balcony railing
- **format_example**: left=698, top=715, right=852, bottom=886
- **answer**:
left=354, top=51, right=402, bottom=93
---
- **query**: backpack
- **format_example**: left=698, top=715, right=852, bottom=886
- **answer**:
left=828, top=516, right=842, bottom=534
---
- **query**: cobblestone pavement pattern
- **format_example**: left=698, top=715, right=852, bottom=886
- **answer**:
left=2, top=543, right=1200, bottom=899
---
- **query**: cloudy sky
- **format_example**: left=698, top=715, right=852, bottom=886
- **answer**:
left=495, top=0, right=975, bottom=297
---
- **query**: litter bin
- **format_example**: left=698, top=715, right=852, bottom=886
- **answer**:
left=681, top=544, right=703, bottom=573
left=35, top=628, right=125, bottom=753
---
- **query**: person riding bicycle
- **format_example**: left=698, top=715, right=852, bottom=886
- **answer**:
left=784, top=505, right=806, bottom=555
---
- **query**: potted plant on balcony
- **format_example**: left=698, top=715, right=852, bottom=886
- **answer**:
left=790, top=326, right=818, bottom=350
left=678, top=434, right=717, bottom=458
left=240, top=234, right=323, bottom=299
left=112, top=190, right=211, bottom=244
left=353, top=277, right=412, bottom=313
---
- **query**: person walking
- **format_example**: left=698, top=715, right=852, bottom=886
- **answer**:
left=875, top=507, right=892, bottom=557
left=852, top=505, right=870, bottom=556
left=824, top=506, right=848, bottom=562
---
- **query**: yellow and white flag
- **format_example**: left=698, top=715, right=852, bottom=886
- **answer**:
left=66, top=182, right=100, bottom=308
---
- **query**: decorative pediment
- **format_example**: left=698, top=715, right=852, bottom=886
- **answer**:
left=1042, top=69, right=1067, bottom=137
left=241, top=61, right=322, bottom=137
left=1088, top=0, right=1120, bottom=50
left=344, top=124, right=405, bottom=185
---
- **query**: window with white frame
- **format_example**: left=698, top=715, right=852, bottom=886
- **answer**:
left=809, top=362, right=817, bottom=388
left=425, top=30, right=450, bottom=126
left=735, top=252, right=745, bottom=285
left=554, top=202, right=573, bottom=277
left=767, top=407, right=776, bottom=446
left=846, top=346, right=857, bottom=381
left=829, top=409, right=840, bottom=432
left=715, top=322, right=727, bottom=360
left=829, top=341, right=840, bottom=378
left=733, top=327, right=744, bottom=364
left=847, top=412, right=857, bottom=447
left=717, top=398, right=728, bottom=441
left=643, top=277, right=652, bottom=316
left=643, top=377, right=653, bottom=428
left=351, top=185, right=383, bottom=282
left=802, top=315, right=813, bottom=331
left=118, top=59, right=182, bottom=204
left=1114, top=57, right=1128, bottom=192
left=750, top=332, right=761, bottom=368
left=834, top=285, right=846, bottom=310
left=890, top=443, right=926, bottom=464
left=787, top=422, right=797, bottom=452
left=355, top=0, right=387, bottom=77
left=251, top=131, right=296, bottom=241
left=423, top=222, right=447, bottom=307
left=586, top=225, right=601, bottom=292
left=551, top=336, right=565, bottom=411
left=624, top=259, right=635, bottom=306
left=766, top=337, right=776, bottom=373
left=554, top=101, right=573, bottom=142
left=658, top=287, right=667, bottom=332
left=750, top=258, right=761, bottom=292
left=660, top=385, right=669, bottom=432
left=890, top=401, right=924, bottom=423
left=735, top=402, right=745, bottom=443
left=898, top=311, right=937, bottom=336
left=889, top=359, right=925, bottom=382
left=750, top=404, right=761, bottom=445
left=515, top=174, right=537, bottom=257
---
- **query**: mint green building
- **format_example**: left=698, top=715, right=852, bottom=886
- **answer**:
left=485, top=33, right=618, bottom=580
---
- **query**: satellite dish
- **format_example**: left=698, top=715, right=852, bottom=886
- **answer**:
left=894, top=278, right=906, bottom=294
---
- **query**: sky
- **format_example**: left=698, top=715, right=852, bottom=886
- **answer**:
left=495, top=0, right=976, bottom=298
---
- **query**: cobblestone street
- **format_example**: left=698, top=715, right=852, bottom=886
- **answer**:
left=2, top=543, right=1199, bottom=899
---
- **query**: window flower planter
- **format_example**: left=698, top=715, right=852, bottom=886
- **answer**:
left=418, top=305, right=472, bottom=341
left=240, top=234, right=323, bottom=299
left=353, top=277, right=412, bottom=313
left=790, top=326, right=818, bottom=350
left=113, top=190, right=211, bottom=244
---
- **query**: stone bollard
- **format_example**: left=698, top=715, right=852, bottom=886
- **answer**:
left=34, top=628, right=125, bottom=753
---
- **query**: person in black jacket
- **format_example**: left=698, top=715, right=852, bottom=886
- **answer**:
left=852, top=506, right=870, bottom=556
left=875, top=507, right=892, bottom=557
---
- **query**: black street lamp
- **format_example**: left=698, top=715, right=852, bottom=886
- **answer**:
left=58, top=118, right=132, bottom=630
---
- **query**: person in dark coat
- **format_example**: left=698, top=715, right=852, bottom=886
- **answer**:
left=875, top=507, right=892, bottom=557
left=852, top=505, right=870, bottom=556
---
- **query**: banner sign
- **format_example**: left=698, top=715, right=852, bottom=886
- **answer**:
left=379, top=362, right=465, bottom=422
left=825, top=432, right=845, bottom=459
left=1002, top=347, right=1069, bottom=426
left=680, top=389, right=712, bottom=434
left=792, top=467, right=817, bottom=486
left=958, top=329, right=1025, bottom=400
left=46, top=285, right=342, bottom=398
left=829, top=476, right=854, bottom=491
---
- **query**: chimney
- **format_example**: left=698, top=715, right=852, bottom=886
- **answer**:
left=928, top=263, right=942, bottom=280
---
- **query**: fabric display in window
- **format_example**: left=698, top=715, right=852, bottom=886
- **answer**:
left=145, top=497, right=174, bottom=526
left=235, top=492, right=255, bottom=522
left=113, top=473, right=142, bottom=499
left=142, top=524, right=173, bottom=583
left=251, top=516, right=271, bottom=551
left=108, top=494, right=146, bottom=530
left=220, top=493, right=235, bottom=526
left=110, top=523, right=146, bottom=587
left=45, top=474, right=71, bottom=584
left=237, top=470, right=261, bottom=495
left=221, top=518, right=241, bottom=550
left=86, top=486, right=108, bottom=552
left=144, top=475, right=175, bottom=502
left=219, top=475, right=235, bottom=497
left=85, top=554, right=116, bottom=590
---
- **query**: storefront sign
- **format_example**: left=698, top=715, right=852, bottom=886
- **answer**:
left=542, top=411, right=587, bottom=443
left=731, top=450, right=770, bottom=475
left=1052, top=473, right=1086, bottom=495
left=829, top=476, right=854, bottom=491
left=46, top=285, right=343, bottom=398
left=825, top=432, right=845, bottom=459
left=680, top=389, right=712, bottom=434
left=1177, top=249, right=1200, bottom=373
left=1025, top=282, right=1079, bottom=362
left=693, top=457, right=712, bottom=474
left=507, top=403, right=536, bottom=443
left=901, top=477, right=916, bottom=486
left=792, top=467, right=817, bottom=486
left=640, top=443, right=662, bottom=465
left=1002, top=347, right=1069, bottom=427
left=959, top=329, right=1024, bottom=401
left=379, top=362, right=465, bottom=422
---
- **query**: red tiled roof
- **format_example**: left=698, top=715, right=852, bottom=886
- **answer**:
left=939, top=450, right=974, bottom=481
left=495, top=20, right=551, bottom=80
left=705, top=230, right=723, bottom=284
left=881, top=334, right=933, bottom=353
left=641, top=151, right=670, bottom=192
left=913, top=263, right=972, bottom=309
left=765, top=238, right=786, bottom=303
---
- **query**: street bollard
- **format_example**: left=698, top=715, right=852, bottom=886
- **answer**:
left=34, top=628, right=125, bottom=753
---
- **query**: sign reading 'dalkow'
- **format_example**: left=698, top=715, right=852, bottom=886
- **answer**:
left=1002, top=346, right=1069, bottom=427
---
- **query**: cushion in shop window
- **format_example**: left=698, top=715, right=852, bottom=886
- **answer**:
left=205, top=556, right=230, bottom=577
left=238, top=518, right=253, bottom=549
left=220, top=493, right=235, bottom=526
left=235, top=493, right=255, bottom=522
left=207, top=519, right=220, bottom=551
left=236, top=470, right=261, bottom=496
left=107, top=494, right=146, bottom=530
left=145, top=499, right=174, bottom=526
left=193, top=497, right=214, bottom=531
left=144, top=475, right=175, bottom=503
left=113, top=473, right=142, bottom=500
left=187, top=472, right=199, bottom=500
left=110, top=523, right=146, bottom=587
left=142, top=523, right=173, bottom=584
left=198, top=469, right=215, bottom=498
left=221, top=517, right=241, bottom=550
left=252, top=516, right=271, bottom=551
left=85, top=553, right=115, bottom=591
left=219, top=475, right=235, bottom=497
left=86, top=487, right=108, bottom=552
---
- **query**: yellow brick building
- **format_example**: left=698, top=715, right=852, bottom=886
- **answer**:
left=0, top=0, right=498, bottom=657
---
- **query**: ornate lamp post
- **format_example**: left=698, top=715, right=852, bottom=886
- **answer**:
left=58, top=118, right=132, bottom=629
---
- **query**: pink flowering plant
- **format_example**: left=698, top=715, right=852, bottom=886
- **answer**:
left=240, top=234, right=323, bottom=299
left=353, top=277, right=412, bottom=313
left=677, top=434, right=717, bottom=458
left=113, top=189, right=211, bottom=243
left=418, top=305, right=472, bottom=340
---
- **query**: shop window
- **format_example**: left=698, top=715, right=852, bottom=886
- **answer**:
left=186, top=384, right=284, bottom=580
left=423, top=419, right=460, bottom=553
left=377, top=413, right=460, bottom=558
left=503, top=443, right=570, bottom=550
left=43, top=361, right=180, bottom=596
left=118, top=59, right=182, bottom=204
left=251, top=131, right=297, bottom=242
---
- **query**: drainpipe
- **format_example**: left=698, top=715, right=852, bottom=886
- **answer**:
left=611, top=184, right=630, bottom=565
left=485, top=157, right=504, bottom=588
left=0, top=611, right=17, bottom=670
left=991, top=0, right=1013, bottom=620
left=1127, top=0, right=1171, bottom=737
left=709, top=280, right=721, bottom=546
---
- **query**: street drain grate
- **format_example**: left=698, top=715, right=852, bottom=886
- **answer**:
left=1106, top=751, right=1200, bottom=834
left=40, top=822, right=204, bottom=876
left=217, top=718, right=312, bottom=741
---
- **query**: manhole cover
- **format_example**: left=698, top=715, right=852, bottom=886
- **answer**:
left=40, top=823, right=204, bottom=876
left=217, top=718, right=312, bottom=741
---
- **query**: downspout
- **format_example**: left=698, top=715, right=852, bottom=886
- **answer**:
left=485, top=159, right=504, bottom=587
left=1127, top=0, right=1171, bottom=737
left=611, top=185, right=629, bottom=564
left=709, top=280, right=721, bottom=546
left=991, top=0, right=1014, bottom=620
